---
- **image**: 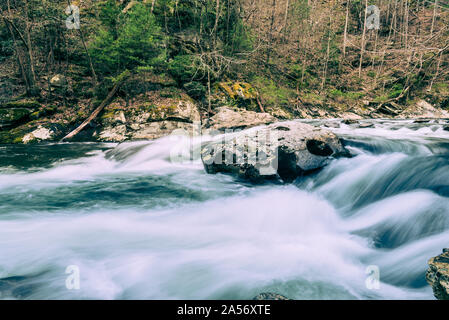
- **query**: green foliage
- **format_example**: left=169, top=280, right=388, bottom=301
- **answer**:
left=90, top=1, right=164, bottom=76
left=252, top=76, right=295, bottom=108
left=183, top=82, right=206, bottom=100
left=167, top=55, right=200, bottom=83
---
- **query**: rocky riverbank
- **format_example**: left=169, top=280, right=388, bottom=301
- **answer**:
left=1, top=87, right=448, bottom=146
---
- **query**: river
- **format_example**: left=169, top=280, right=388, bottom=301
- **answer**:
left=0, top=119, right=448, bottom=299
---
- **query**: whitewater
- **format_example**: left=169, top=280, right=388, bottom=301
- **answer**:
left=0, top=119, right=448, bottom=300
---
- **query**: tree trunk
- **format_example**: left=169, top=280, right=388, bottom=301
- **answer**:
left=66, top=0, right=98, bottom=86
left=430, top=0, right=438, bottom=36
left=61, top=71, right=130, bottom=141
left=343, top=0, right=350, bottom=57
left=358, top=0, right=368, bottom=77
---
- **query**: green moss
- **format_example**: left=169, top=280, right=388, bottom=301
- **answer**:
left=218, top=82, right=258, bottom=100
left=0, top=108, right=31, bottom=123
left=2, top=100, right=40, bottom=109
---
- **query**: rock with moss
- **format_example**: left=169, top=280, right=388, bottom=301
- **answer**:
left=0, top=108, right=32, bottom=129
left=50, top=74, right=68, bottom=88
left=1, top=99, right=40, bottom=109
left=22, top=124, right=64, bottom=144
left=218, top=82, right=258, bottom=100
left=0, top=122, right=65, bottom=144
left=97, top=98, right=201, bottom=142
left=201, top=121, right=349, bottom=182
left=426, top=249, right=449, bottom=300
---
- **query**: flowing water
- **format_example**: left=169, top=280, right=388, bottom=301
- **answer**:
left=0, top=119, right=448, bottom=300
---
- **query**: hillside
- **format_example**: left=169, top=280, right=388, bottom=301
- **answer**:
left=0, top=0, right=448, bottom=143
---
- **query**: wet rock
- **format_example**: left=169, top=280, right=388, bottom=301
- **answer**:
left=206, top=107, right=276, bottom=132
left=343, top=119, right=358, bottom=125
left=426, top=249, right=449, bottom=300
left=324, top=122, right=340, bottom=128
left=201, top=121, right=348, bottom=183
left=413, top=119, right=431, bottom=123
left=443, top=125, right=449, bottom=132
left=358, top=122, right=375, bottom=128
left=253, top=293, right=290, bottom=300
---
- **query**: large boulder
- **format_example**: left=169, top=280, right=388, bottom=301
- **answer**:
left=201, top=121, right=349, bottom=182
left=426, top=249, right=449, bottom=300
left=206, top=107, right=276, bottom=131
left=97, top=99, right=201, bottom=142
left=402, top=100, right=449, bottom=119
left=21, top=124, right=64, bottom=144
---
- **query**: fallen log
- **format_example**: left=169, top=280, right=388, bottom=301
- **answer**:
left=61, top=71, right=130, bottom=141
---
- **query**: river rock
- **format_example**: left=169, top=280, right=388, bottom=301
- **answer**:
left=443, top=125, right=449, bottom=132
left=201, top=121, right=349, bottom=182
left=324, top=121, right=340, bottom=128
left=358, top=122, right=375, bottom=128
left=403, top=100, right=449, bottom=119
left=426, top=249, right=449, bottom=300
left=22, top=125, right=58, bottom=144
left=206, top=106, right=276, bottom=131
left=97, top=99, right=201, bottom=142
left=343, top=118, right=358, bottom=125
left=252, top=292, right=290, bottom=300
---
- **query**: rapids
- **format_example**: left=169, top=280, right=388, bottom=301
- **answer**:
left=0, top=119, right=448, bottom=299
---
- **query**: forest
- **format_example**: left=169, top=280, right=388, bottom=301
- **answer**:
left=0, top=0, right=448, bottom=142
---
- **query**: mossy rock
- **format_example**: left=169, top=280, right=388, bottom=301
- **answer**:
left=0, top=108, right=32, bottom=129
left=29, top=106, right=57, bottom=120
left=0, top=121, right=67, bottom=144
left=218, top=82, right=258, bottom=100
left=0, top=121, right=37, bottom=144
left=1, top=100, right=41, bottom=109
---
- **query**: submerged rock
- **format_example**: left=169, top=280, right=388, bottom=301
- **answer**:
left=358, top=122, right=375, bottom=128
left=201, top=121, right=349, bottom=182
left=253, top=292, right=290, bottom=300
left=426, top=249, right=449, bottom=300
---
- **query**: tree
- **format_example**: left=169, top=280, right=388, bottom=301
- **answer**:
left=89, top=1, right=164, bottom=76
